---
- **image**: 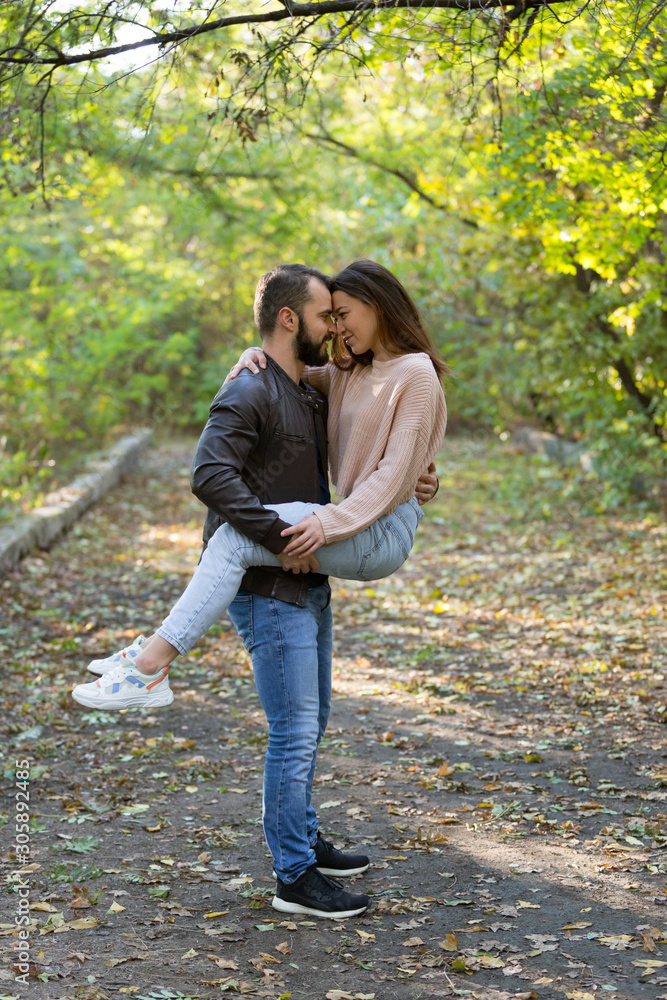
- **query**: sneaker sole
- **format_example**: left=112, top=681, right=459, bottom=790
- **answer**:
left=316, top=863, right=370, bottom=876
left=272, top=896, right=368, bottom=919
left=71, top=689, right=174, bottom=710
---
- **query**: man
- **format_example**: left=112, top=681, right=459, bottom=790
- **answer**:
left=193, top=264, right=371, bottom=917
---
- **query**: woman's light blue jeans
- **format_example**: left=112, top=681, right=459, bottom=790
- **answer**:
left=157, top=497, right=423, bottom=656
left=228, top=583, right=332, bottom=884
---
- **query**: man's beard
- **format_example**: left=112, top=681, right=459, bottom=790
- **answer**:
left=294, top=315, right=330, bottom=367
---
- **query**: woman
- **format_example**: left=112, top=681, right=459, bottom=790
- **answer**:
left=72, top=259, right=448, bottom=708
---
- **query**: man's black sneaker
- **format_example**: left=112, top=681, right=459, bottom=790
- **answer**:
left=314, top=832, right=370, bottom=877
left=273, top=865, right=370, bottom=919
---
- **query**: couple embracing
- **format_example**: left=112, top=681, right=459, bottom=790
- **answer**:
left=72, top=259, right=448, bottom=919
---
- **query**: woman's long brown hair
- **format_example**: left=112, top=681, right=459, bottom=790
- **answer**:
left=330, top=259, right=450, bottom=380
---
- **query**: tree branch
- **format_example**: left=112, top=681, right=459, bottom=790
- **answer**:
left=302, top=129, right=480, bottom=229
left=574, top=264, right=664, bottom=439
left=0, top=0, right=562, bottom=69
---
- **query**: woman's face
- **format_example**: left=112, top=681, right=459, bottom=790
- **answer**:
left=332, top=291, right=382, bottom=358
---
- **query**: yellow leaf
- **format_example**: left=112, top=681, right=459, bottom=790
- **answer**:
left=204, top=911, right=230, bottom=919
left=108, top=901, right=126, bottom=913
left=356, top=929, right=375, bottom=941
left=438, top=934, right=459, bottom=952
left=517, top=901, right=540, bottom=909
left=566, top=992, right=596, bottom=1000
left=181, top=948, right=198, bottom=959
left=599, top=935, right=636, bottom=950
left=478, top=955, right=505, bottom=968
left=67, top=917, right=98, bottom=930
left=30, top=902, right=59, bottom=912
left=185, top=785, right=198, bottom=793
left=560, top=921, right=592, bottom=930
left=325, top=992, right=355, bottom=1000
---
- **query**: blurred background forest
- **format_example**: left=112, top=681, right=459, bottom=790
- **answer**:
left=1, top=0, right=666, bottom=519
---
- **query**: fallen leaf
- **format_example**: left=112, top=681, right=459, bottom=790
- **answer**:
left=105, top=951, right=150, bottom=967
left=67, top=917, right=98, bottom=930
left=275, top=941, right=291, bottom=955
left=68, top=896, right=91, bottom=910
left=180, top=947, right=198, bottom=959
left=633, top=959, right=667, bottom=975
left=108, top=901, right=126, bottom=913
left=438, top=934, right=459, bottom=951
left=641, top=931, right=658, bottom=952
left=208, top=955, right=240, bottom=970
left=560, top=921, right=593, bottom=930
left=517, top=900, right=540, bottom=909
left=598, top=934, right=637, bottom=950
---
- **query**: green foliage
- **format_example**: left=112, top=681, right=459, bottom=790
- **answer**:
left=0, top=1, right=665, bottom=515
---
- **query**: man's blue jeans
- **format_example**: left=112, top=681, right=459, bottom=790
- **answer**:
left=158, top=498, right=423, bottom=655
left=228, top=584, right=333, bottom=884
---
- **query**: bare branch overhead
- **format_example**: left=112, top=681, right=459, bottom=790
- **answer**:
left=0, top=0, right=597, bottom=70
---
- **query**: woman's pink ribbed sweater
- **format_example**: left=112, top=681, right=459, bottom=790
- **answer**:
left=304, top=352, right=447, bottom=544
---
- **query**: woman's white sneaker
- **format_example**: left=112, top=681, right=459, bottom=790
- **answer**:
left=87, top=635, right=146, bottom=675
left=72, top=654, right=173, bottom=710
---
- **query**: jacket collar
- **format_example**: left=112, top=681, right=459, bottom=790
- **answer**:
left=265, top=353, right=322, bottom=406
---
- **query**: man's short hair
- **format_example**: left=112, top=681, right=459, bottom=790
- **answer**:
left=254, top=264, right=331, bottom=335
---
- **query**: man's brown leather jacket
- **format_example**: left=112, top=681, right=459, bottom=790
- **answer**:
left=191, top=354, right=329, bottom=606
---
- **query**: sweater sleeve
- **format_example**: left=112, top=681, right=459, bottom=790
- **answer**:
left=302, top=363, right=332, bottom=396
left=314, top=368, right=445, bottom=544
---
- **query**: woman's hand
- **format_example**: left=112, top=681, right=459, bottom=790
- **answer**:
left=280, top=514, right=326, bottom=558
left=415, top=462, right=439, bottom=505
left=224, top=347, right=267, bottom=384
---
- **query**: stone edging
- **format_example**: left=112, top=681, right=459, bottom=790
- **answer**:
left=0, top=429, right=153, bottom=574
left=512, top=425, right=595, bottom=472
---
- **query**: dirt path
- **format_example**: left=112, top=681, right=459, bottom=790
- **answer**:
left=1, top=436, right=666, bottom=1000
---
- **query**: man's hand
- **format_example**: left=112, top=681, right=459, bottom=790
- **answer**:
left=281, top=514, right=326, bottom=558
left=224, top=347, right=267, bottom=384
left=277, top=550, right=321, bottom=574
left=415, top=462, right=439, bottom=505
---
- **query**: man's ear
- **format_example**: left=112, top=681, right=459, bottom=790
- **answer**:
left=277, top=306, right=297, bottom=332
